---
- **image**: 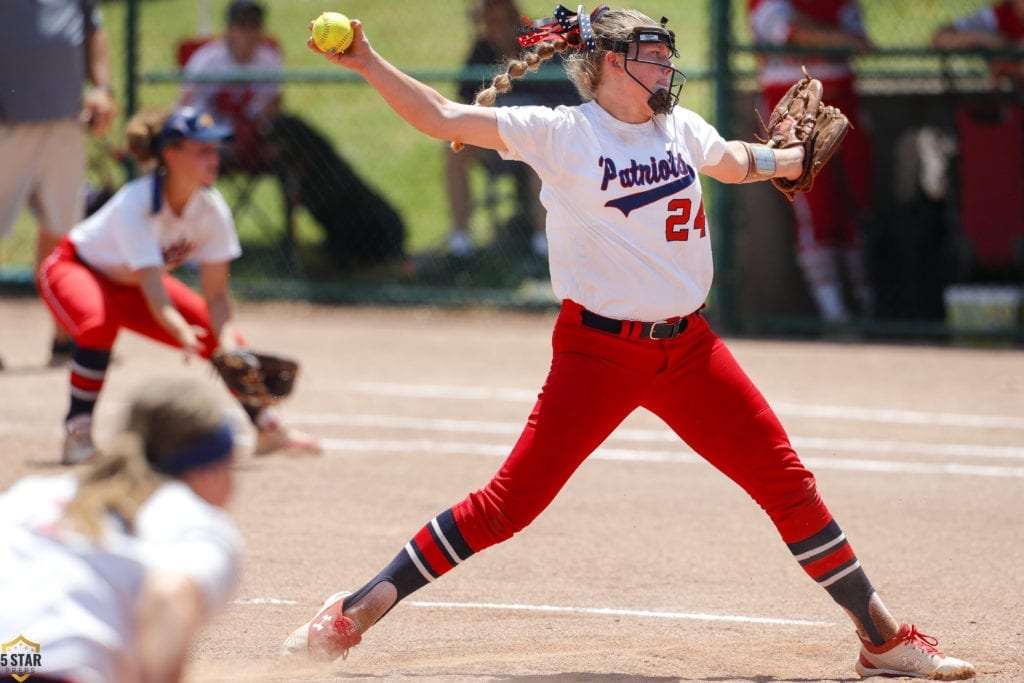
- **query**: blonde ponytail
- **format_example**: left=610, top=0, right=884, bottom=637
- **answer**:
left=125, top=106, right=173, bottom=166
left=450, top=39, right=564, bottom=152
left=63, top=378, right=228, bottom=541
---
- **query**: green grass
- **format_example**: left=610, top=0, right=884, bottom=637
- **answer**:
left=3, top=0, right=987, bottom=281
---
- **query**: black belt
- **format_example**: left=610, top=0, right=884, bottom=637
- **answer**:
left=580, top=309, right=693, bottom=340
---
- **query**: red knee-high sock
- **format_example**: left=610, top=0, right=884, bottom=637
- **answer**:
left=788, top=519, right=883, bottom=644
left=344, top=508, right=475, bottom=613
left=66, top=347, right=111, bottom=421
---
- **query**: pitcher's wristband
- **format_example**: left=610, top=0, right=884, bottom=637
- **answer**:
left=741, top=142, right=777, bottom=182
left=752, top=144, right=776, bottom=176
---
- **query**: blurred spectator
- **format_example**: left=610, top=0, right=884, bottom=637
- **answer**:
left=445, top=0, right=580, bottom=259
left=180, top=0, right=405, bottom=268
left=0, top=377, right=243, bottom=683
left=0, top=0, right=117, bottom=365
left=748, top=0, right=875, bottom=323
left=932, top=1, right=1024, bottom=282
left=180, top=0, right=281, bottom=173
left=932, top=0, right=1024, bottom=87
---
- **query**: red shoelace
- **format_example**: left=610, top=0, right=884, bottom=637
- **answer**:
left=328, top=614, right=362, bottom=660
left=900, top=625, right=943, bottom=656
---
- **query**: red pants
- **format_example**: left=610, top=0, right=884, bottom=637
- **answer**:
left=37, top=238, right=238, bottom=356
left=453, top=300, right=832, bottom=550
left=761, top=80, right=873, bottom=251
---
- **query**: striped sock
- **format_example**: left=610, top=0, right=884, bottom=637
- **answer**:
left=788, top=519, right=883, bottom=644
left=345, top=508, right=474, bottom=611
left=66, top=347, right=111, bottom=421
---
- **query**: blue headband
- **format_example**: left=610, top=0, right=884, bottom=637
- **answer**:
left=153, top=422, right=235, bottom=475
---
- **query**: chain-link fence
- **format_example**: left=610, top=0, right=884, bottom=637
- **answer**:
left=132, top=0, right=608, bottom=307
left=2, top=0, right=1020, bottom=342
left=720, top=0, right=1023, bottom=342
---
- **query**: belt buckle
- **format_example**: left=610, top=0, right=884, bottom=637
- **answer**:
left=647, top=319, right=678, bottom=339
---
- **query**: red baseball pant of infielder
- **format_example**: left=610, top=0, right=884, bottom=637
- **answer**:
left=37, top=238, right=242, bottom=355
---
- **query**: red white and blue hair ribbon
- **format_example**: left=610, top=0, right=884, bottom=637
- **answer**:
left=517, top=4, right=609, bottom=52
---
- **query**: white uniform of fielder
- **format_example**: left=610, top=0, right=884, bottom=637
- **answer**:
left=0, top=473, right=243, bottom=683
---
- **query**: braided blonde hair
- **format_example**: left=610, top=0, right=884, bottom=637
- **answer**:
left=451, top=8, right=659, bottom=151
left=451, top=40, right=566, bottom=152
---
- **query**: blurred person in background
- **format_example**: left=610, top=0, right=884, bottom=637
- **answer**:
left=932, top=0, right=1024, bottom=86
left=36, top=105, right=320, bottom=465
left=445, top=0, right=580, bottom=259
left=748, top=0, right=876, bottom=324
left=0, top=377, right=243, bottom=683
left=180, top=0, right=282, bottom=174
left=180, top=0, right=405, bottom=269
left=931, top=0, right=1024, bottom=285
left=0, top=0, right=117, bottom=366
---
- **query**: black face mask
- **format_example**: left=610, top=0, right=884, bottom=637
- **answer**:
left=608, top=25, right=687, bottom=115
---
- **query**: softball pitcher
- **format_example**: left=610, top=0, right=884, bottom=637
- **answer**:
left=285, top=6, right=974, bottom=679
left=0, top=378, right=242, bottom=683
left=36, top=105, right=319, bottom=465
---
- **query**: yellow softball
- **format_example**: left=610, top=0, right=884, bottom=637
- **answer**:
left=311, top=12, right=354, bottom=54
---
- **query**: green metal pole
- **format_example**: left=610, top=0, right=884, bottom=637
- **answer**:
left=125, top=0, right=138, bottom=122
left=710, top=0, right=737, bottom=332
left=124, top=0, right=139, bottom=178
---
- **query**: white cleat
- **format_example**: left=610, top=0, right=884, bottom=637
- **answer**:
left=282, top=591, right=361, bottom=661
left=62, top=415, right=98, bottom=465
left=855, top=624, right=975, bottom=680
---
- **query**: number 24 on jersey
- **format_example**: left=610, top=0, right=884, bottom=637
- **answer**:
left=665, top=198, right=706, bottom=242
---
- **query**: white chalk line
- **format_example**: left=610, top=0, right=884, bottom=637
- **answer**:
left=405, top=600, right=833, bottom=627
left=8, top=412, right=1023, bottom=478
left=6, top=382, right=1023, bottom=478
left=312, top=435, right=1024, bottom=479
left=293, top=412, right=1024, bottom=461
left=229, top=596, right=833, bottom=628
left=346, top=381, right=1024, bottom=430
left=232, top=597, right=298, bottom=605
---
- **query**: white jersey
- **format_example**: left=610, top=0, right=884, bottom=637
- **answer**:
left=0, top=473, right=243, bottom=683
left=70, top=175, right=242, bottom=280
left=181, top=37, right=282, bottom=122
left=496, top=101, right=727, bottom=320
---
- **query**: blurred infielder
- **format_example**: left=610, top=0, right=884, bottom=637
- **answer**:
left=285, top=5, right=974, bottom=680
left=36, top=105, right=319, bottom=465
left=0, top=378, right=242, bottom=683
